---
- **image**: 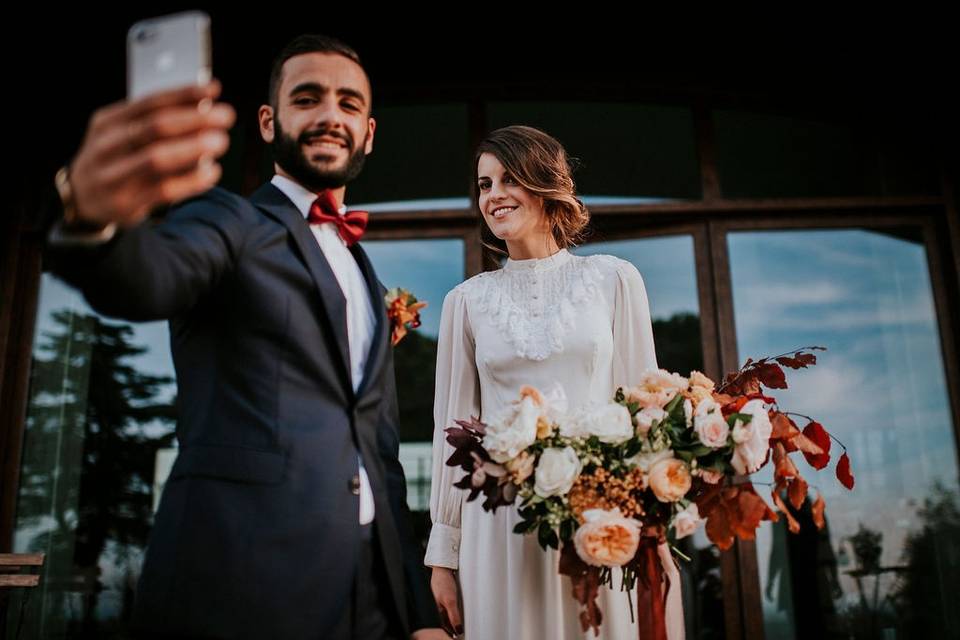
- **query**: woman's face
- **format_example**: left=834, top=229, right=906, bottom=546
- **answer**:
left=477, top=152, right=549, bottom=243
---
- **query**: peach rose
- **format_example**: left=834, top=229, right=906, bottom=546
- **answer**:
left=573, top=508, right=642, bottom=567
left=649, top=458, right=692, bottom=503
left=505, top=451, right=535, bottom=483
left=625, top=369, right=689, bottom=409
left=688, top=370, right=716, bottom=390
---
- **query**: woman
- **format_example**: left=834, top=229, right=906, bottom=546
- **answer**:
left=425, top=125, right=684, bottom=639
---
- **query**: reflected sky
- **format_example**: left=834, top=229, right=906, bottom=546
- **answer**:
left=728, top=228, right=958, bottom=630
left=36, top=275, right=175, bottom=406
left=573, top=235, right=700, bottom=320
left=363, top=238, right=466, bottom=338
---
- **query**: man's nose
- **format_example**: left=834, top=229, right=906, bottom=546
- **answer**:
left=311, top=99, right=344, bottom=131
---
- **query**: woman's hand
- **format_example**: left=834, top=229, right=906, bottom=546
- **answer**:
left=430, top=566, right=463, bottom=636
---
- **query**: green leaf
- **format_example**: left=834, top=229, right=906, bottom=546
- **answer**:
left=538, top=522, right=553, bottom=550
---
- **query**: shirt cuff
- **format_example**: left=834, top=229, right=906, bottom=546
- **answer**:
left=424, top=522, right=461, bottom=569
left=47, top=218, right=117, bottom=246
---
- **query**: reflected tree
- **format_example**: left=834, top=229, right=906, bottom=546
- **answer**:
left=15, top=310, right=175, bottom=637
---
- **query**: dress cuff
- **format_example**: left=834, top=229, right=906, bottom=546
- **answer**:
left=424, top=522, right=461, bottom=569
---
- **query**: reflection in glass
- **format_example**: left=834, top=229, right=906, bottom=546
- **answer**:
left=364, top=238, right=465, bottom=516
left=349, top=104, right=471, bottom=206
left=729, top=228, right=960, bottom=639
left=10, top=275, right=176, bottom=638
left=575, top=236, right=722, bottom=639
left=573, top=236, right=703, bottom=376
left=488, top=102, right=701, bottom=200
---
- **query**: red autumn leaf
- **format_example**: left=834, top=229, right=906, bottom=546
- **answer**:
left=744, top=391, right=778, bottom=404
left=775, top=353, right=818, bottom=369
left=726, top=396, right=750, bottom=413
left=757, top=362, right=788, bottom=389
left=772, top=491, right=800, bottom=534
left=772, top=442, right=798, bottom=484
left=734, top=488, right=777, bottom=539
left=837, top=452, right=855, bottom=490
left=801, top=421, right=831, bottom=469
left=793, top=431, right=824, bottom=458
left=811, top=491, right=826, bottom=530
left=787, top=475, right=808, bottom=511
left=703, top=500, right=735, bottom=551
left=771, top=412, right=802, bottom=442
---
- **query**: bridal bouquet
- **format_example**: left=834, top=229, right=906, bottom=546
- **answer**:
left=444, top=346, right=854, bottom=638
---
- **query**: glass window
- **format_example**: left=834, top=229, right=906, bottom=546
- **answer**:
left=728, top=227, right=959, bottom=639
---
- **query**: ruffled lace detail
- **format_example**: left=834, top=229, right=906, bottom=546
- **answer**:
left=461, top=251, right=622, bottom=361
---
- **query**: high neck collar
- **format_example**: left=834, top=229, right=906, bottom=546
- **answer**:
left=503, top=248, right=572, bottom=272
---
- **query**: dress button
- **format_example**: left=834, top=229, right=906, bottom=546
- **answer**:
left=349, top=475, right=361, bottom=495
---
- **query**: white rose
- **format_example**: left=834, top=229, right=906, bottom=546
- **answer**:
left=694, top=397, right=719, bottom=418
left=635, top=406, right=667, bottom=437
left=683, top=398, right=693, bottom=428
left=563, top=403, right=634, bottom=444
left=694, top=411, right=730, bottom=449
left=485, top=396, right=540, bottom=463
left=534, top=446, right=582, bottom=497
left=672, top=503, right=703, bottom=539
left=730, top=399, right=773, bottom=474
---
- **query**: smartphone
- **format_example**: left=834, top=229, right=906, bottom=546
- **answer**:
left=127, top=11, right=211, bottom=99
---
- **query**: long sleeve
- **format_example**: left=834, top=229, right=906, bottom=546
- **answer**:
left=44, top=188, right=250, bottom=321
left=611, top=260, right=659, bottom=387
left=611, top=260, right=687, bottom=640
left=424, top=285, right=480, bottom=569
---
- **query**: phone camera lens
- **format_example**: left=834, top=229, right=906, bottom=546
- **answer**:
left=134, top=27, right=156, bottom=43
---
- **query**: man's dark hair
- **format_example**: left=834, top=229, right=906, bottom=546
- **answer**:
left=267, top=34, right=368, bottom=109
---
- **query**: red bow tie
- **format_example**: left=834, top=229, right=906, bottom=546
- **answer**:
left=308, top=190, right=369, bottom=247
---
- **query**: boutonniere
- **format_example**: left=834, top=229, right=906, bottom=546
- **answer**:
left=385, top=288, right=427, bottom=346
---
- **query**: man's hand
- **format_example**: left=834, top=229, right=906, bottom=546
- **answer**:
left=67, top=80, right=235, bottom=230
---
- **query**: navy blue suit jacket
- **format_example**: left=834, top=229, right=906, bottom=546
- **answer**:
left=46, top=182, right=439, bottom=638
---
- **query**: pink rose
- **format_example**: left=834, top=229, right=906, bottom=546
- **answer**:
left=672, top=503, right=703, bottom=539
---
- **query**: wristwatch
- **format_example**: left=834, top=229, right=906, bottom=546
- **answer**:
left=52, top=165, right=117, bottom=243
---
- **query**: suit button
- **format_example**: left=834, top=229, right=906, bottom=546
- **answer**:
left=349, top=475, right=361, bottom=495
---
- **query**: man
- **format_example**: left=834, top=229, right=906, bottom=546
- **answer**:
left=47, top=34, right=444, bottom=639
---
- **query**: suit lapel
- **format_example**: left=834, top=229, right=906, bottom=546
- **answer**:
left=350, top=242, right=388, bottom=399
left=250, top=183, right=353, bottom=398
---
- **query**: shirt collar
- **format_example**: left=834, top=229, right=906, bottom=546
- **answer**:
left=271, top=174, right=347, bottom=219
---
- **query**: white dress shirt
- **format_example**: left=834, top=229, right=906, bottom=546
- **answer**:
left=271, top=174, right=377, bottom=525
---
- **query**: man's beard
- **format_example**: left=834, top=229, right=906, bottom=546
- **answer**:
left=272, top=115, right=368, bottom=192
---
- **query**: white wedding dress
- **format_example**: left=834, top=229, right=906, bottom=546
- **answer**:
left=426, top=248, right=685, bottom=640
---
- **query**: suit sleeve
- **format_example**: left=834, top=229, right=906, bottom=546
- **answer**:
left=44, top=188, right=251, bottom=321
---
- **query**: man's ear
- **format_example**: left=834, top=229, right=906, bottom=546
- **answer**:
left=363, top=116, right=376, bottom=155
left=258, top=105, right=275, bottom=143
